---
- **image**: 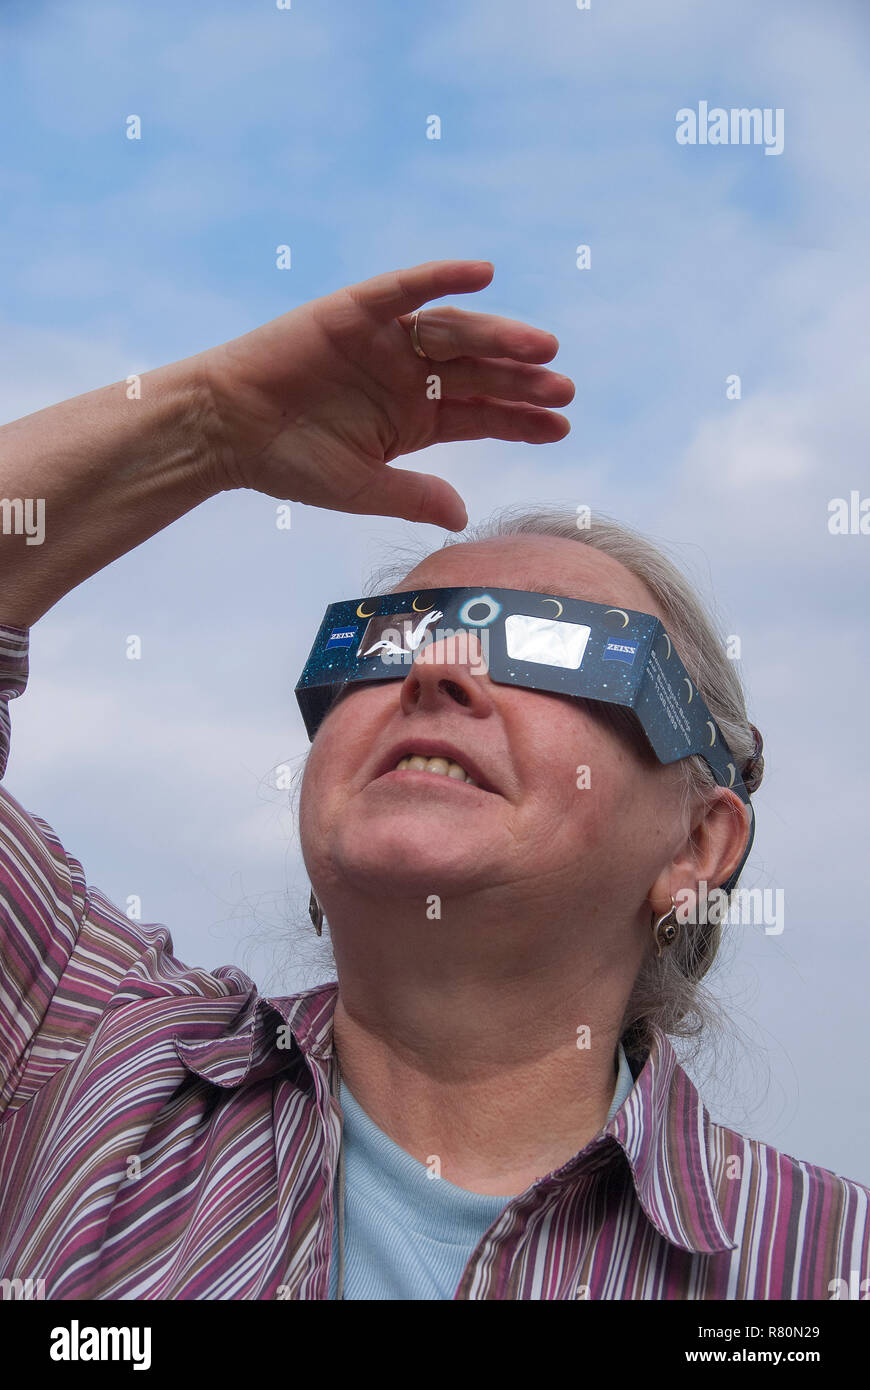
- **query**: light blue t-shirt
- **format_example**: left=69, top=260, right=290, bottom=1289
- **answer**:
left=328, top=1043, right=635, bottom=1300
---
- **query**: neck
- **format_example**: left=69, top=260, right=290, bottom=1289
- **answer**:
left=327, top=889, right=644, bottom=1196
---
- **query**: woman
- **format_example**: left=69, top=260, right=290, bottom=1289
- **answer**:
left=0, top=260, right=867, bottom=1301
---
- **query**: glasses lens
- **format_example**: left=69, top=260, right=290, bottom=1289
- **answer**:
left=504, top=614, right=592, bottom=670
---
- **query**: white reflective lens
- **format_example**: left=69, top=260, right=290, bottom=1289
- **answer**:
left=504, top=614, right=591, bottom=669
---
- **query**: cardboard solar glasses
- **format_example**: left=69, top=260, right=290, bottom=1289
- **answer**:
left=295, top=586, right=755, bottom=891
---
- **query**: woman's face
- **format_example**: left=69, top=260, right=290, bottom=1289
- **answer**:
left=299, top=535, right=689, bottom=915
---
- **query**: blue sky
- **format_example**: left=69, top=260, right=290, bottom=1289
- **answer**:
left=2, top=0, right=869, bottom=1181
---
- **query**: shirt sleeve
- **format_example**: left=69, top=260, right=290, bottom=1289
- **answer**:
left=0, top=623, right=28, bottom=784
left=0, top=624, right=90, bottom=1112
left=0, top=625, right=178, bottom=1117
left=0, top=625, right=262, bottom=1124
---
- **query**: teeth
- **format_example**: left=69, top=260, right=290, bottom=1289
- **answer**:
left=395, top=755, right=476, bottom=785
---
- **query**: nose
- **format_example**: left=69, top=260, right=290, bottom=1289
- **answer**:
left=398, top=630, right=497, bottom=720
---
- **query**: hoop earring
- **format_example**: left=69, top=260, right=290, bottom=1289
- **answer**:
left=309, top=887, right=324, bottom=937
left=651, top=897, right=679, bottom=958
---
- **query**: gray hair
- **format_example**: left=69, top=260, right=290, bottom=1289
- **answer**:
left=362, top=502, right=764, bottom=1066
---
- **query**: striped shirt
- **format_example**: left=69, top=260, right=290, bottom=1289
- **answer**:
left=328, top=1043, right=635, bottom=1298
left=1, top=622, right=868, bottom=1300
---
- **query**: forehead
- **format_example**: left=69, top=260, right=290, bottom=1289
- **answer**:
left=397, top=534, right=665, bottom=621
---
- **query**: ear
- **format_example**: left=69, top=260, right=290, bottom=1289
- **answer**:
left=648, top=787, right=751, bottom=914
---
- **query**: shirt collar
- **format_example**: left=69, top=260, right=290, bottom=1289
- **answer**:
left=600, top=1026, right=737, bottom=1254
left=172, top=975, right=337, bottom=1089
left=174, top=981, right=734, bottom=1255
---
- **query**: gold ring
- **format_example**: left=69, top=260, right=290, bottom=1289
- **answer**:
left=409, top=310, right=429, bottom=360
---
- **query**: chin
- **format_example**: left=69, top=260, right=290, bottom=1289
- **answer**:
left=331, top=824, right=489, bottom=896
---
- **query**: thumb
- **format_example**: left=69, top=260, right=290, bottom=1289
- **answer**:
left=350, top=465, right=468, bottom=532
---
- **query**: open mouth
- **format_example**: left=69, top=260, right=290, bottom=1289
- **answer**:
left=391, top=754, right=477, bottom=784
left=371, top=744, right=500, bottom=795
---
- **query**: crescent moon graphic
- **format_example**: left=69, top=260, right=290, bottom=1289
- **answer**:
left=683, top=678, right=693, bottom=702
left=412, top=596, right=435, bottom=612
left=356, top=602, right=377, bottom=618
left=726, top=762, right=736, bottom=787
left=605, top=608, right=630, bottom=627
left=706, top=720, right=716, bottom=746
left=661, top=634, right=672, bottom=660
left=541, top=598, right=564, bottom=617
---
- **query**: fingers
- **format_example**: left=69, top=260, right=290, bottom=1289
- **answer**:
left=433, top=356, right=575, bottom=407
left=351, top=260, right=496, bottom=323
left=349, top=258, right=567, bottom=366
left=396, top=304, right=561, bottom=364
left=345, top=391, right=572, bottom=529
left=349, top=466, right=469, bottom=532
left=431, top=396, right=572, bottom=447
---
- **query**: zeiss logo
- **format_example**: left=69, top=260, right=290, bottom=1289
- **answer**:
left=603, top=640, right=638, bottom=665
left=326, top=627, right=358, bottom=650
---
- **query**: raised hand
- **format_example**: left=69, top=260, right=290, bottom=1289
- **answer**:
left=197, top=259, right=575, bottom=531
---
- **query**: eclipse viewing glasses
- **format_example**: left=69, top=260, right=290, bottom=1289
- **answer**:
left=295, top=586, right=756, bottom=892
